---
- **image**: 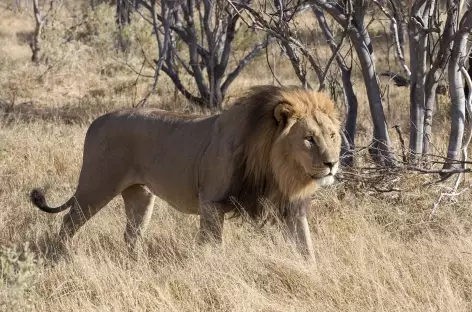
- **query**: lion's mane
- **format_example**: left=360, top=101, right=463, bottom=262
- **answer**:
left=220, top=85, right=340, bottom=222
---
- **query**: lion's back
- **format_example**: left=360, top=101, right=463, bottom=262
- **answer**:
left=85, top=108, right=215, bottom=143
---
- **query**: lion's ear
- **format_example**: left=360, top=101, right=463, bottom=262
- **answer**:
left=274, top=103, right=294, bottom=126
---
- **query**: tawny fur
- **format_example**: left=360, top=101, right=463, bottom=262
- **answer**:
left=30, top=85, right=342, bottom=258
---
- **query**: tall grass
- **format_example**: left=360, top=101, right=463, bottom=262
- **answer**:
left=1, top=2, right=471, bottom=311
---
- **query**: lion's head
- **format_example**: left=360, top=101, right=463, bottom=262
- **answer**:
left=230, top=85, right=342, bottom=211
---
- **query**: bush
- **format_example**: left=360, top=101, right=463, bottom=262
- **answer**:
left=0, top=242, right=42, bottom=312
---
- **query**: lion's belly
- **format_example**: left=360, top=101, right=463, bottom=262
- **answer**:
left=146, top=182, right=200, bottom=215
left=137, top=156, right=202, bottom=215
left=137, top=150, right=202, bottom=215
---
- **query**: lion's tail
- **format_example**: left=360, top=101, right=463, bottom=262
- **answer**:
left=30, top=189, right=73, bottom=214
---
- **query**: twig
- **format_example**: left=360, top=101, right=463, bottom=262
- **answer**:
left=353, top=165, right=472, bottom=175
left=228, top=0, right=323, bottom=85
left=317, top=2, right=350, bottom=91
left=109, top=55, right=154, bottom=79
left=131, top=58, right=147, bottom=107
left=372, top=186, right=402, bottom=193
left=318, top=26, right=348, bottom=91
left=411, top=15, right=441, bottom=33
left=373, top=0, right=411, bottom=77
left=221, top=36, right=275, bottom=95
left=393, top=125, right=407, bottom=163
left=429, top=187, right=470, bottom=219
left=265, top=39, right=282, bottom=86
left=406, top=167, right=472, bottom=174
left=136, top=0, right=171, bottom=108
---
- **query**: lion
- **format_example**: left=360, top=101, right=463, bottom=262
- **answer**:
left=30, top=85, right=342, bottom=260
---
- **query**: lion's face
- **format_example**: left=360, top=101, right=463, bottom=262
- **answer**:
left=271, top=102, right=342, bottom=198
left=288, top=114, right=341, bottom=186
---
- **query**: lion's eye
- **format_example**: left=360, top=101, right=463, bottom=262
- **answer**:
left=330, top=132, right=335, bottom=139
left=305, top=136, right=315, bottom=144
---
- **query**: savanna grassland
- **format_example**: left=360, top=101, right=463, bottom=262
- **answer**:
left=1, top=1, right=472, bottom=311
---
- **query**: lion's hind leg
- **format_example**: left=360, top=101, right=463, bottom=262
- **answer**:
left=59, top=187, right=120, bottom=242
left=122, top=184, right=156, bottom=253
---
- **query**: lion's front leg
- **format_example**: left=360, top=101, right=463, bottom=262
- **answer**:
left=197, top=200, right=226, bottom=245
left=294, top=215, right=315, bottom=261
left=283, top=201, right=315, bottom=262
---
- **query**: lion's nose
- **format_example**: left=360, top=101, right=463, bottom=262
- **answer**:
left=323, top=161, right=337, bottom=170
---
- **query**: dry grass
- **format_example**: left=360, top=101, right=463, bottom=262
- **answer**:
left=1, top=2, right=472, bottom=312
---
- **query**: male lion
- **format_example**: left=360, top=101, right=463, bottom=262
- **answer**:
left=30, top=85, right=342, bottom=260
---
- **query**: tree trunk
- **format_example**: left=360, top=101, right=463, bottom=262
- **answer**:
left=340, top=68, right=358, bottom=167
left=422, top=78, right=439, bottom=158
left=408, top=1, right=429, bottom=163
left=395, top=2, right=407, bottom=56
left=32, top=0, right=44, bottom=64
left=423, top=0, right=457, bottom=157
left=116, top=0, right=132, bottom=51
left=116, top=0, right=131, bottom=26
left=441, top=19, right=470, bottom=176
left=349, top=26, right=396, bottom=166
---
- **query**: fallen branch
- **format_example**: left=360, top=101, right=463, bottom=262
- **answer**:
left=429, top=186, right=470, bottom=219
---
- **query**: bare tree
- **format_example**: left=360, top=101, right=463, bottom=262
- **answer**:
left=11, top=0, right=24, bottom=12
left=229, top=0, right=323, bottom=88
left=407, top=0, right=435, bottom=162
left=279, top=0, right=472, bottom=173
left=232, top=0, right=396, bottom=166
left=310, top=0, right=396, bottom=166
left=31, top=0, right=55, bottom=64
left=389, top=0, right=409, bottom=77
left=441, top=2, right=472, bottom=176
left=422, top=0, right=458, bottom=159
left=114, top=0, right=133, bottom=51
left=137, top=0, right=273, bottom=109
left=385, top=0, right=469, bottom=167
left=346, top=0, right=470, bottom=171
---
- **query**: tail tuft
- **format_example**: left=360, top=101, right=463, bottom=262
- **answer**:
left=30, top=188, right=47, bottom=208
left=30, top=188, right=72, bottom=214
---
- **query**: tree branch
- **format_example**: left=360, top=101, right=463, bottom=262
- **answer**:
left=182, top=0, right=210, bottom=102
left=136, top=0, right=171, bottom=107
left=218, top=13, right=240, bottom=78
left=372, top=0, right=411, bottom=78
left=162, top=65, right=206, bottom=106
left=315, top=5, right=350, bottom=91
left=221, top=36, right=275, bottom=95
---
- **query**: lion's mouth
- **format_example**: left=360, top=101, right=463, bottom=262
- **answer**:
left=309, top=172, right=332, bottom=180
left=309, top=170, right=336, bottom=187
left=312, top=163, right=339, bottom=179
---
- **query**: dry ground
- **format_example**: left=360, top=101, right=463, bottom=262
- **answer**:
left=1, top=2, right=472, bottom=312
